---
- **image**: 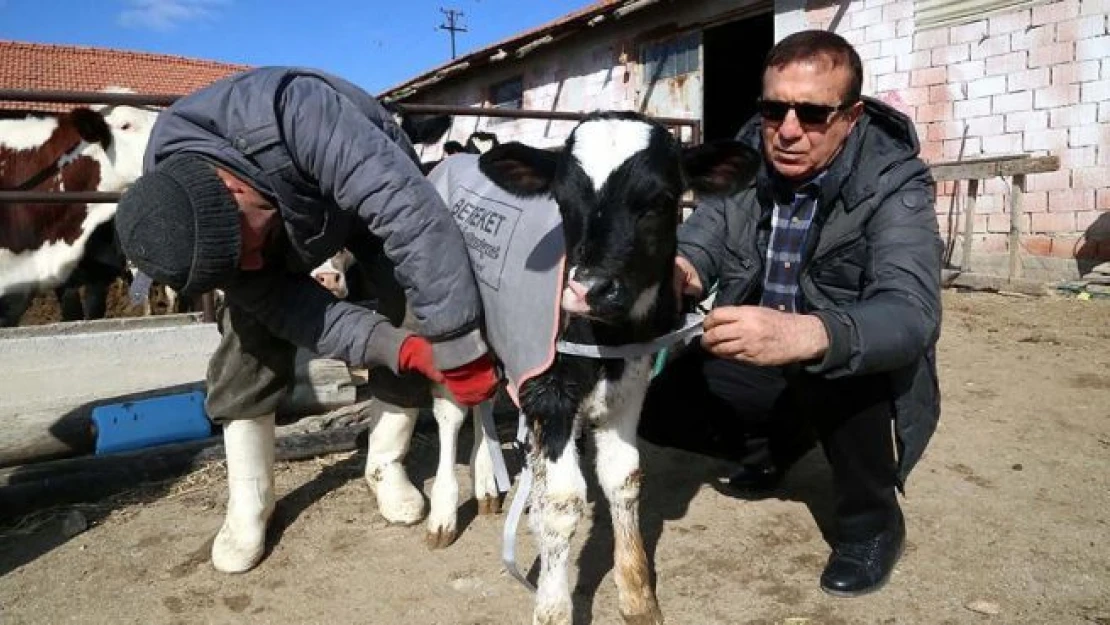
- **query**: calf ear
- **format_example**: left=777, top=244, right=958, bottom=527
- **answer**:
left=683, top=140, right=761, bottom=196
left=403, top=114, right=453, bottom=145
left=71, top=107, right=113, bottom=150
left=479, top=142, right=558, bottom=196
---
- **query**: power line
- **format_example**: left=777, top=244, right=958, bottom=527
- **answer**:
left=438, top=7, right=467, bottom=60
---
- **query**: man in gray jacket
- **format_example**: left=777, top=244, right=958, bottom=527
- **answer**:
left=639, top=31, right=942, bottom=596
left=115, top=67, right=499, bottom=573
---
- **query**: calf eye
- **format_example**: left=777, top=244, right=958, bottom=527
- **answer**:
left=120, top=122, right=133, bottom=130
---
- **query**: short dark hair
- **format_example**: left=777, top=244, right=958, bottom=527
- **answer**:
left=763, top=30, right=863, bottom=104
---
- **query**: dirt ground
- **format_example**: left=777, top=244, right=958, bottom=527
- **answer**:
left=1, top=289, right=1108, bottom=625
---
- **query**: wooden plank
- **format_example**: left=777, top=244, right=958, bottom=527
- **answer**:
left=941, top=269, right=1049, bottom=296
left=279, top=354, right=357, bottom=419
left=1009, top=174, right=1026, bottom=281
left=961, top=178, right=980, bottom=272
left=0, top=425, right=372, bottom=518
left=931, top=155, right=1059, bottom=181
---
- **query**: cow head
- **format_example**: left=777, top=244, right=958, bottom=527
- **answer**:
left=83, top=88, right=159, bottom=192
left=464, top=131, right=500, bottom=154
left=384, top=102, right=453, bottom=147
left=443, top=140, right=467, bottom=155
left=479, top=111, right=759, bottom=326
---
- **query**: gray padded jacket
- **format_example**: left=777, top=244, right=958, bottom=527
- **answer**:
left=143, top=66, right=487, bottom=372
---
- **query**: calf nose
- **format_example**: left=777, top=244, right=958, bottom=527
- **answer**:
left=587, top=278, right=624, bottom=307
left=315, top=272, right=346, bottom=299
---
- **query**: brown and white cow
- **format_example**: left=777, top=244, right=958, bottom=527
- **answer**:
left=0, top=91, right=158, bottom=326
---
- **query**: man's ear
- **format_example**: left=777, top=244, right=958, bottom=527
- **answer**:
left=682, top=140, right=762, bottom=197
left=215, top=168, right=249, bottom=195
left=478, top=142, right=559, bottom=196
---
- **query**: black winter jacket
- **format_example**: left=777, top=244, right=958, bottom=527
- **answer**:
left=678, top=97, right=943, bottom=483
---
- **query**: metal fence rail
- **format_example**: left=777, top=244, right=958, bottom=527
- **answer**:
left=0, top=88, right=702, bottom=205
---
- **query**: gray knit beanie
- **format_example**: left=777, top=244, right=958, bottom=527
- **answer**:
left=115, top=154, right=241, bottom=295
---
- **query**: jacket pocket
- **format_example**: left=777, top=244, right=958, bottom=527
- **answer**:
left=716, top=253, right=759, bottom=306
left=809, top=237, right=868, bottom=304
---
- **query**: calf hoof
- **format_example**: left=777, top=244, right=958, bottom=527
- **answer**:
left=365, top=464, right=426, bottom=525
left=533, top=609, right=572, bottom=625
left=425, top=526, right=458, bottom=550
left=620, top=592, right=663, bottom=625
left=620, top=607, right=664, bottom=625
left=477, top=494, right=502, bottom=515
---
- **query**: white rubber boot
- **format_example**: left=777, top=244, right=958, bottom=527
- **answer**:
left=211, top=414, right=276, bottom=574
left=365, top=405, right=426, bottom=525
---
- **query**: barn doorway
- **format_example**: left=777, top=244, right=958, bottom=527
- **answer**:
left=702, top=12, right=775, bottom=142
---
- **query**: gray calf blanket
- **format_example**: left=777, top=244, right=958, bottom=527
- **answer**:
left=427, top=154, right=564, bottom=406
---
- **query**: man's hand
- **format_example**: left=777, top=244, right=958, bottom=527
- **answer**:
left=701, top=306, right=830, bottom=366
left=441, top=353, right=500, bottom=407
left=673, top=256, right=703, bottom=308
left=397, top=335, right=446, bottom=383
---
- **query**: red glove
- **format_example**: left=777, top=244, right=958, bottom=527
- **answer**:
left=397, top=336, right=445, bottom=383
left=441, top=353, right=500, bottom=406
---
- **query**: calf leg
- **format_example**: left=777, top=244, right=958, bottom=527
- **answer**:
left=82, top=280, right=110, bottom=320
left=594, top=409, right=663, bottom=624
left=530, top=436, right=587, bottom=625
left=470, top=406, right=502, bottom=515
left=427, top=389, right=466, bottom=548
left=0, top=292, right=33, bottom=327
left=55, top=287, right=84, bottom=322
left=364, top=403, right=426, bottom=525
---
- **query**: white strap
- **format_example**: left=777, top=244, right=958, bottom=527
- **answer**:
left=128, top=271, right=154, bottom=305
left=477, top=400, right=512, bottom=494
left=501, top=410, right=536, bottom=592
left=555, top=312, right=705, bottom=359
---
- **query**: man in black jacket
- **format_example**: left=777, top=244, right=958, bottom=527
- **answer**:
left=640, top=30, right=942, bottom=596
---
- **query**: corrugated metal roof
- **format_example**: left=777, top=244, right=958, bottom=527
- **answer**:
left=378, top=0, right=674, bottom=102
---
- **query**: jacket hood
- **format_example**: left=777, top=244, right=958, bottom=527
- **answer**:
left=736, top=97, right=924, bottom=210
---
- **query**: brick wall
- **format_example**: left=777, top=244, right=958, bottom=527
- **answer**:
left=806, top=0, right=1110, bottom=279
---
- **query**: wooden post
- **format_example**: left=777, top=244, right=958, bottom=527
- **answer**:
left=201, top=292, right=216, bottom=323
left=961, top=178, right=979, bottom=272
left=1009, top=174, right=1026, bottom=281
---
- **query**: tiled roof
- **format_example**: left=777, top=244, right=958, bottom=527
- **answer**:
left=0, top=40, right=251, bottom=112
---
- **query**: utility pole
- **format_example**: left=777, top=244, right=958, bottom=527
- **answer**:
left=438, top=7, right=467, bottom=60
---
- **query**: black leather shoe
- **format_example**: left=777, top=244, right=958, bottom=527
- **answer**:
left=725, top=462, right=786, bottom=492
left=820, top=514, right=906, bottom=597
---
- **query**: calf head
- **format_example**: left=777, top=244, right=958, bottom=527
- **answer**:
left=385, top=103, right=453, bottom=146
left=479, top=111, right=759, bottom=331
left=310, top=250, right=356, bottom=299
left=464, top=131, right=500, bottom=154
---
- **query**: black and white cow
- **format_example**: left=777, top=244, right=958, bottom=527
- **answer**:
left=0, top=92, right=158, bottom=326
left=419, top=130, right=502, bottom=174
left=366, top=112, right=759, bottom=624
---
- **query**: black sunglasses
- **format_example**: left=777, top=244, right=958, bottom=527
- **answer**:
left=758, top=99, right=856, bottom=125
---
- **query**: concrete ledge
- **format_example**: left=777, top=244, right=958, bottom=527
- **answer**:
left=0, top=313, right=204, bottom=340
left=0, top=321, right=220, bottom=467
